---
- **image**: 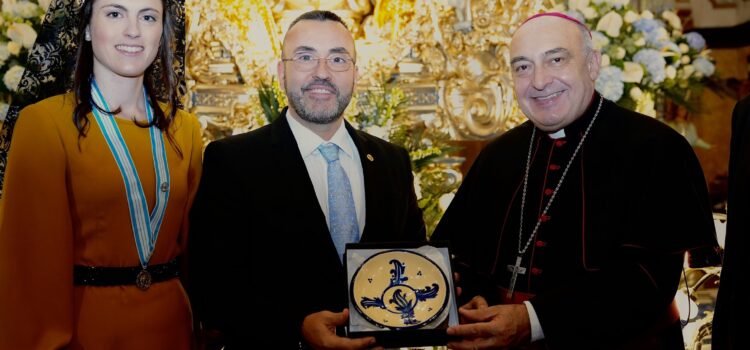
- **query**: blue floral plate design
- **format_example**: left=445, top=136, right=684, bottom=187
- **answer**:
left=350, top=249, right=449, bottom=329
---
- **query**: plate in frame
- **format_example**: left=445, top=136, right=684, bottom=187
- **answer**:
left=350, top=249, right=449, bottom=329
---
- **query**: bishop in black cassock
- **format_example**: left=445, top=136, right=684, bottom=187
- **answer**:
left=433, top=12, right=718, bottom=350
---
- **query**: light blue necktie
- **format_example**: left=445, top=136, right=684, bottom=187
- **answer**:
left=319, top=143, right=360, bottom=262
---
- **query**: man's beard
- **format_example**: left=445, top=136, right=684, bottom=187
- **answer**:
left=286, top=78, right=353, bottom=124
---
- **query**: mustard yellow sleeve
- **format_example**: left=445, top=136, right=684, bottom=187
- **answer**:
left=178, top=111, right=203, bottom=255
left=0, top=103, right=74, bottom=349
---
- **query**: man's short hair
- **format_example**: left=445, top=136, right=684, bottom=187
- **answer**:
left=288, top=10, right=348, bottom=32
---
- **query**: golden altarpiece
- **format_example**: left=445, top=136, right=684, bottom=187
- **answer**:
left=182, top=0, right=547, bottom=142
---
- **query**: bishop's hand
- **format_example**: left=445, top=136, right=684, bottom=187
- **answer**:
left=446, top=297, right=532, bottom=349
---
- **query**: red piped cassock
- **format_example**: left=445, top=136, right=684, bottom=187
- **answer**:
left=433, top=94, right=718, bottom=349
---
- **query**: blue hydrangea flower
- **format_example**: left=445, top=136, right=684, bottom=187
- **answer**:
left=633, top=49, right=667, bottom=84
left=693, top=57, right=715, bottom=76
left=644, top=30, right=680, bottom=52
left=645, top=30, right=668, bottom=48
left=632, top=18, right=664, bottom=34
left=596, top=66, right=624, bottom=101
left=685, top=32, right=706, bottom=51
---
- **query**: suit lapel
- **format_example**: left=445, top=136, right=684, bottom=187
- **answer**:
left=270, top=110, right=330, bottom=236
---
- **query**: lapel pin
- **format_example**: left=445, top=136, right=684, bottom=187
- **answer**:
left=366, top=154, right=374, bottom=161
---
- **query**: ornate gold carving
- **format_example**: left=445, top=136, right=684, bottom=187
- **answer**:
left=184, top=0, right=549, bottom=141
left=185, top=0, right=279, bottom=143
left=370, top=0, right=549, bottom=139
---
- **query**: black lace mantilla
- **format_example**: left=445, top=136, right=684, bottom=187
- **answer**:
left=0, top=0, right=186, bottom=195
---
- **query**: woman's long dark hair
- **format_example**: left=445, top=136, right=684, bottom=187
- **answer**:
left=72, top=0, right=181, bottom=155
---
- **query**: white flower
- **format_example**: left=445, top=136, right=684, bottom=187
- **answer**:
left=629, top=86, right=643, bottom=100
left=679, top=43, right=690, bottom=53
left=615, top=47, right=626, bottom=59
left=17, top=3, right=38, bottom=18
left=596, top=11, right=624, bottom=37
left=3, top=0, right=39, bottom=18
left=0, top=45, right=10, bottom=62
left=438, top=193, right=455, bottom=212
left=0, top=102, right=8, bottom=123
left=568, top=0, right=590, bottom=11
left=623, top=11, right=639, bottom=23
left=657, top=27, right=670, bottom=41
left=641, top=10, right=654, bottom=19
left=3, top=65, right=25, bottom=91
left=582, top=7, right=598, bottom=19
left=1, top=0, right=15, bottom=14
left=665, top=65, right=677, bottom=79
left=634, top=37, right=646, bottom=46
left=622, top=62, right=644, bottom=83
left=7, top=22, right=38, bottom=49
left=38, top=0, right=52, bottom=11
left=661, top=10, right=682, bottom=30
left=681, top=64, right=695, bottom=78
left=591, top=31, right=610, bottom=50
left=364, top=125, right=389, bottom=141
left=601, top=54, right=610, bottom=66
left=413, top=174, right=423, bottom=200
left=7, top=41, right=22, bottom=56
left=637, top=93, right=656, bottom=117
left=611, top=0, right=630, bottom=8
left=681, top=55, right=691, bottom=64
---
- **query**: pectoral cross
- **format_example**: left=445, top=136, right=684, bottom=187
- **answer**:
left=506, top=255, right=526, bottom=299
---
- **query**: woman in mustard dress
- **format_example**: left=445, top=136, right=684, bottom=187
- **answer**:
left=0, top=0, right=201, bottom=348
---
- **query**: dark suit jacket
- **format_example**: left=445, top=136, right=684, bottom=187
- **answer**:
left=713, top=94, right=750, bottom=350
left=188, top=110, right=425, bottom=349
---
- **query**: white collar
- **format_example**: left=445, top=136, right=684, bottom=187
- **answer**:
left=548, top=128, right=566, bottom=139
left=286, top=114, right=356, bottom=159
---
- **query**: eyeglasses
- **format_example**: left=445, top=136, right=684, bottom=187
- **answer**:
left=282, top=53, right=355, bottom=72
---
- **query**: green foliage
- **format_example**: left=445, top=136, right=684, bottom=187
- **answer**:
left=257, top=78, right=284, bottom=124
left=353, top=76, right=462, bottom=236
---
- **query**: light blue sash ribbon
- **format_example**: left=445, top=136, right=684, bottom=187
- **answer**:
left=90, top=79, right=170, bottom=268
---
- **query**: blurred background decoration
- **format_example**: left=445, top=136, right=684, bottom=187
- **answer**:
left=0, top=0, right=49, bottom=123
left=556, top=0, right=727, bottom=148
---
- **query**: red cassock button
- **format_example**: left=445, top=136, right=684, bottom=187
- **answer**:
left=535, top=240, right=547, bottom=248
left=540, top=214, right=551, bottom=222
left=554, top=140, right=567, bottom=147
left=549, top=164, right=561, bottom=171
left=531, top=267, right=543, bottom=275
left=544, top=188, right=554, bottom=196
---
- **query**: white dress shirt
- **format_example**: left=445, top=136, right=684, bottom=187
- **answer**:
left=286, top=114, right=366, bottom=236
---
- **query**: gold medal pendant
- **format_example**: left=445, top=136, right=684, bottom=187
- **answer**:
left=136, top=269, right=152, bottom=290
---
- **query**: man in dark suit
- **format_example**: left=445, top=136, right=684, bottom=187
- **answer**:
left=432, top=13, right=716, bottom=349
left=713, top=94, right=750, bottom=350
left=188, top=10, right=425, bottom=350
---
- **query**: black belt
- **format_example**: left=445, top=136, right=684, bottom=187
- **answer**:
left=74, top=258, right=180, bottom=290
